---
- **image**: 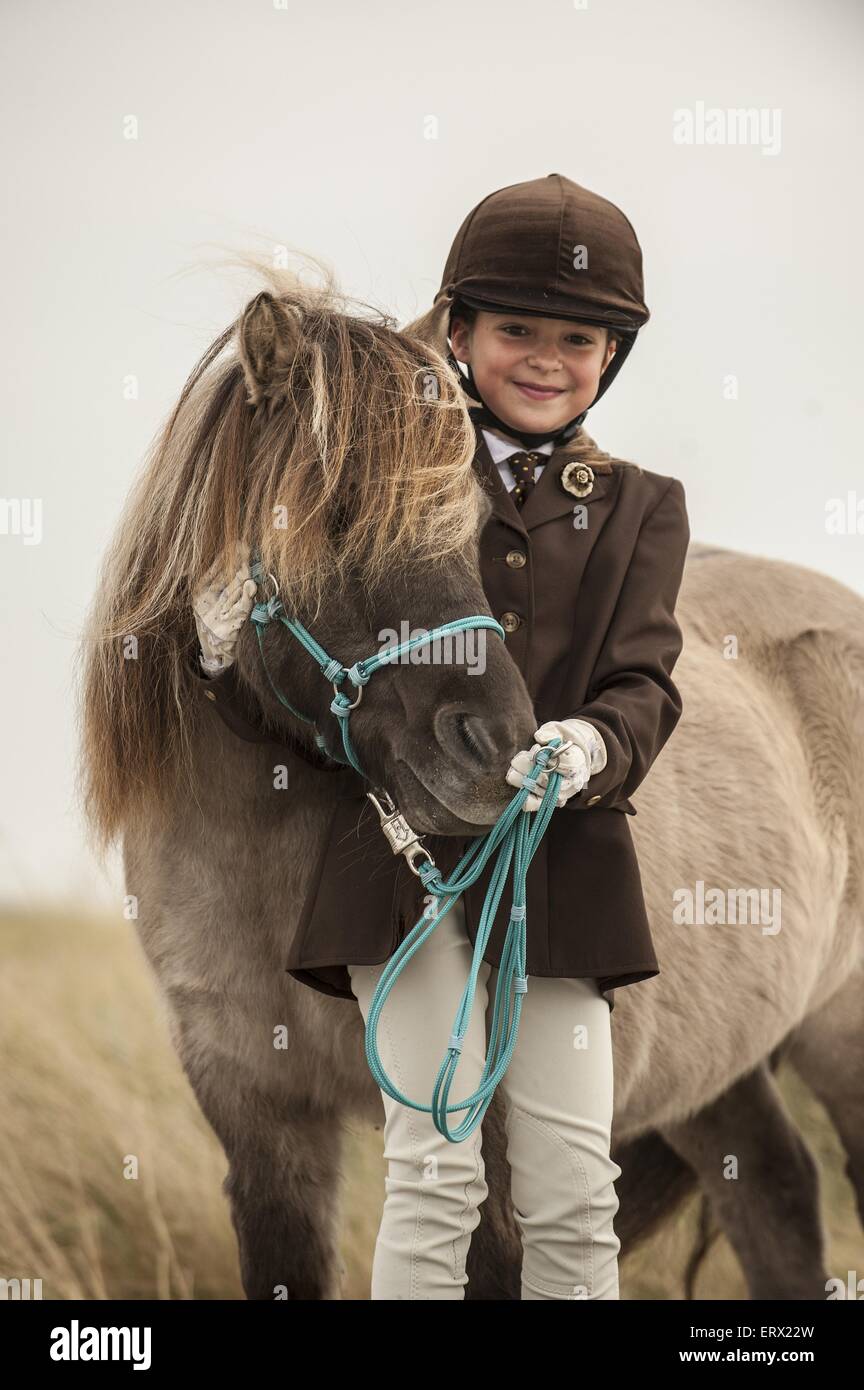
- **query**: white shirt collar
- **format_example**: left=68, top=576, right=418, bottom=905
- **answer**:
left=481, top=427, right=556, bottom=464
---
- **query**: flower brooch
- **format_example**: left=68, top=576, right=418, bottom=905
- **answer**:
left=560, top=461, right=595, bottom=499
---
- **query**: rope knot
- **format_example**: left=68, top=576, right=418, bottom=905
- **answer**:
left=250, top=598, right=280, bottom=627
left=346, top=661, right=371, bottom=686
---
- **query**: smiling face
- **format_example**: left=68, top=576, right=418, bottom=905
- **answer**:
left=449, top=309, right=617, bottom=436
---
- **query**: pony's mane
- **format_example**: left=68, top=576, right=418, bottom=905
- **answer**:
left=77, top=259, right=480, bottom=851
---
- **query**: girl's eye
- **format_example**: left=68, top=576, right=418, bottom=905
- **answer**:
left=499, top=324, right=594, bottom=346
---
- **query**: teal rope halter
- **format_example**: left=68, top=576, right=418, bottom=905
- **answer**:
left=247, top=551, right=574, bottom=1141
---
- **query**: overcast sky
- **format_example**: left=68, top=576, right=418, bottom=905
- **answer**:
left=2, top=0, right=862, bottom=908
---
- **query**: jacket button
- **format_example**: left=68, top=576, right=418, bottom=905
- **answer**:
left=500, top=611, right=522, bottom=633
left=505, top=549, right=527, bottom=568
left=586, top=794, right=601, bottom=805
left=204, top=690, right=217, bottom=701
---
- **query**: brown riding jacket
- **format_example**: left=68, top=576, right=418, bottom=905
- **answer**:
left=190, top=426, right=690, bottom=1011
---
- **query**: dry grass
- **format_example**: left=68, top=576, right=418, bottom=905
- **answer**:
left=0, top=907, right=859, bottom=1300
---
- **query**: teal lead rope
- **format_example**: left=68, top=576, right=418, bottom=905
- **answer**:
left=246, top=550, right=570, bottom=1141
left=364, top=745, right=565, bottom=1141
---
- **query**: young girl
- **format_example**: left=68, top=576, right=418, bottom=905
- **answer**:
left=193, top=174, right=690, bottom=1301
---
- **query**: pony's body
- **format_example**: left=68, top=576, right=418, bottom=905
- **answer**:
left=122, top=540, right=864, bottom=1300
left=80, top=269, right=864, bottom=1300
left=621, top=543, right=864, bottom=1130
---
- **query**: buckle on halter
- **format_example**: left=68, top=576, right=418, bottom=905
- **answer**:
left=366, top=789, right=434, bottom=877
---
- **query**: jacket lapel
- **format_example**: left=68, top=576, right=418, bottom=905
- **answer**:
left=474, top=435, right=528, bottom=540
left=473, top=432, right=617, bottom=538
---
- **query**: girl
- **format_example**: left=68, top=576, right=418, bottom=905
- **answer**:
left=192, top=174, right=690, bottom=1300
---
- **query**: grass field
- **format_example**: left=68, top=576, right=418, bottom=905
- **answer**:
left=0, top=907, right=860, bottom=1300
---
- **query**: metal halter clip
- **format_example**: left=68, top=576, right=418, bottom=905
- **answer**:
left=366, top=788, right=435, bottom=877
left=541, top=739, right=575, bottom=772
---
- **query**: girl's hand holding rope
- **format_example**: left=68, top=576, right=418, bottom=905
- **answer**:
left=192, top=542, right=258, bottom=674
left=505, top=717, right=607, bottom=811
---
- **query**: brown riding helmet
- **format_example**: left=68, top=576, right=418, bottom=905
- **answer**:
left=434, top=173, right=650, bottom=437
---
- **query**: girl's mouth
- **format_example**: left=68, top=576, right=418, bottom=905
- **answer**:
left=512, top=380, right=566, bottom=402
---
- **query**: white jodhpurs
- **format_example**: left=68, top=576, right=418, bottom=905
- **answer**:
left=347, top=896, right=623, bottom=1301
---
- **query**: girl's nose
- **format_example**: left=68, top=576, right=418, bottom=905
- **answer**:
left=526, top=348, right=563, bottom=371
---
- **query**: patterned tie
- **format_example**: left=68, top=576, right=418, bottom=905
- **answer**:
left=507, top=451, right=544, bottom=510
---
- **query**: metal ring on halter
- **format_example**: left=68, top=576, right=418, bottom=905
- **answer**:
left=333, top=680, right=363, bottom=710
left=254, top=570, right=281, bottom=605
left=541, top=739, right=575, bottom=772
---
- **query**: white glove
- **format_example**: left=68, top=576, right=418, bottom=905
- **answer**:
left=192, top=543, right=258, bottom=674
left=505, top=718, right=607, bottom=813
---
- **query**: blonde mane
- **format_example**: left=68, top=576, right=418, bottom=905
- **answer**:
left=78, top=260, right=480, bottom=851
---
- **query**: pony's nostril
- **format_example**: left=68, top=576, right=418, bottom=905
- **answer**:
left=433, top=701, right=501, bottom=770
left=452, top=711, right=496, bottom=766
left=456, top=712, right=483, bottom=761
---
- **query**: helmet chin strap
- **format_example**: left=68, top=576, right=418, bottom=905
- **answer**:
left=449, top=354, right=588, bottom=449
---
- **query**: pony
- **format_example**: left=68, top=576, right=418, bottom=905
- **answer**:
left=78, top=262, right=864, bottom=1298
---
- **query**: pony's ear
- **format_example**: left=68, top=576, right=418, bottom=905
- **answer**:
left=237, top=291, right=302, bottom=406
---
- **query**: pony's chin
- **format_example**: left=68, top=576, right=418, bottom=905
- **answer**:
left=390, top=758, right=504, bottom=836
